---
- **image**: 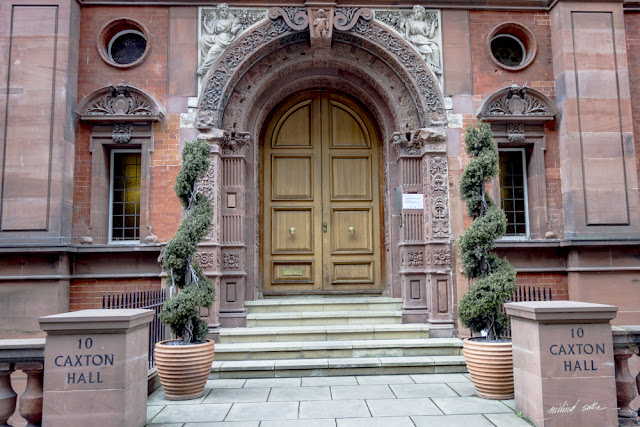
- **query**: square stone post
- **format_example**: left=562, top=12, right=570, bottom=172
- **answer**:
left=505, top=301, right=618, bottom=427
left=39, top=309, right=153, bottom=427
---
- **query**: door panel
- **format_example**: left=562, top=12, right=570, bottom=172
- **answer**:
left=271, top=155, right=313, bottom=200
left=330, top=155, right=372, bottom=200
left=264, top=91, right=381, bottom=293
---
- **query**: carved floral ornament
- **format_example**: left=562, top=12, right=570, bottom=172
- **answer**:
left=76, top=84, right=165, bottom=124
left=477, top=85, right=558, bottom=123
left=196, top=6, right=444, bottom=128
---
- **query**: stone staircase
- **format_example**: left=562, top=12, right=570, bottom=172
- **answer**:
left=211, top=297, right=466, bottom=378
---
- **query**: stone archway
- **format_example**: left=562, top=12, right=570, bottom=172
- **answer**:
left=195, top=7, right=454, bottom=335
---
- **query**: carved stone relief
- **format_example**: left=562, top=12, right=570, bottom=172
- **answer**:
left=429, top=156, right=450, bottom=239
left=478, top=85, right=557, bottom=120
left=112, top=123, right=132, bottom=144
left=375, top=7, right=442, bottom=84
left=194, top=251, right=215, bottom=269
left=507, top=123, right=526, bottom=143
left=392, top=127, right=446, bottom=156
left=223, top=252, right=241, bottom=269
left=198, top=5, right=267, bottom=77
left=77, top=84, right=163, bottom=120
left=433, top=248, right=451, bottom=265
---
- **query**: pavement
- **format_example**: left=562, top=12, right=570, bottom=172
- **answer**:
left=146, top=373, right=532, bottom=426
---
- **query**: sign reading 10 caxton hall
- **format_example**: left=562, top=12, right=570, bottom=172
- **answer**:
left=53, top=337, right=116, bottom=385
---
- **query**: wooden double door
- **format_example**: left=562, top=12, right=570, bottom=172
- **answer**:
left=263, top=91, right=383, bottom=293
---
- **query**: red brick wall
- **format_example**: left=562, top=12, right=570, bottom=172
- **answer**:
left=515, top=272, right=568, bottom=301
left=625, top=12, right=640, bottom=187
left=69, top=278, right=162, bottom=311
left=460, top=11, right=563, bottom=236
left=73, top=6, right=183, bottom=243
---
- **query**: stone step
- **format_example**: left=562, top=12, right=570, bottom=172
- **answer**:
left=246, top=310, right=403, bottom=327
left=245, top=297, right=403, bottom=313
left=210, top=355, right=467, bottom=379
left=213, top=338, right=462, bottom=361
left=219, top=324, right=431, bottom=343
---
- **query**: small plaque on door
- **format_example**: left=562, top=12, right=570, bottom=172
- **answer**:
left=402, top=194, right=424, bottom=210
left=282, top=267, right=304, bottom=276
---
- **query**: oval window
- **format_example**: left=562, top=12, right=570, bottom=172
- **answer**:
left=109, top=30, right=147, bottom=65
left=97, top=18, right=151, bottom=69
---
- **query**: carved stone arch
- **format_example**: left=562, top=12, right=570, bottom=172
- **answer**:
left=76, top=84, right=164, bottom=245
left=197, top=11, right=445, bottom=131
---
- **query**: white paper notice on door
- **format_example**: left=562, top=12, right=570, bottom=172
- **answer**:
left=402, top=194, right=424, bottom=210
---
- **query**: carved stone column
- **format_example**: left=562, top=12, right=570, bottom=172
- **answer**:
left=219, top=133, right=251, bottom=328
left=0, top=363, right=16, bottom=426
left=392, top=127, right=453, bottom=336
left=197, top=126, right=251, bottom=331
left=196, top=127, right=227, bottom=339
left=15, top=362, right=43, bottom=427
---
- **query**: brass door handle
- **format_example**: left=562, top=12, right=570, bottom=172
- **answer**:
left=289, top=227, right=296, bottom=235
left=348, top=226, right=355, bottom=235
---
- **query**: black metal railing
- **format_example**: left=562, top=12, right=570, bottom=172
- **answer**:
left=503, top=285, right=553, bottom=337
left=102, top=288, right=168, bottom=369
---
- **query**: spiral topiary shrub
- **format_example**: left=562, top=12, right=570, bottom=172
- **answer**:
left=458, top=122, right=516, bottom=341
left=159, top=139, right=215, bottom=344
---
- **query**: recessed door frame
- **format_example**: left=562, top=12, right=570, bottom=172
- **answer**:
left=259, top=89, right=386, bottom=295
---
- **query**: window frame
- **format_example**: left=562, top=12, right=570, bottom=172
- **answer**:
left=498, top=147, right=530, bottom=240
left=109, top=149, right=142, bottom=244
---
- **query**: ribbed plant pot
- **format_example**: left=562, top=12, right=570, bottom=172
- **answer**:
left=463, top=338, right=514, bottom=400
left=155, top=339, right=215, bottom=400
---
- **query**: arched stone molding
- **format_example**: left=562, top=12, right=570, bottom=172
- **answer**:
left=197, top=10, right=445, bottom=130
left=195, top=8, right=452, bottom=333
left=477, top=85, right=559, bottom=240
left=76, top=84, right=164, bottom=245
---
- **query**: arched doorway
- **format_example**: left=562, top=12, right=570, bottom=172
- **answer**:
left=262, top=90, right=384, bottom=294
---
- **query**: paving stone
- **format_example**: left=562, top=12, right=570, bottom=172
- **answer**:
left=336, top=416, right=414, bottom=427
left=331, top=384, right=395, bottom=400
left=302, top=376, right=358, bottom=386
left=183, top=422, right=259, bottom=427
left=146, top=423, right=184, bottom=427
left=148, top=389, right=209, bottom=405
left=261, top=420, right=336, bottom=427
left=431, top=397, right=513, bottom=415
left=445, top=382, right=477, bottom=396
left=268, top=386, right=331, bottom=401
left=299, top=400, right=371, bottom=419
left=151, top=404, right=232, bottom=423
left=484, top=413, right=533, bottom=427
left=225, top=402, right=299, bottom=421
left=501, top=399, right=516, bottom=411
left=205, top=379, right=247, bottom=389
left=203, top=387, right=270, bottom=403
left=243, top=378, right=301, bottom=388
left=356, top=375, right=414, bottom=384
left=412, top=414, right=495, bottom=427
left=410, top=374, right=471, bottom=383
left=390, top=383, right=459, bottom=398
left=147, top=406, right=164, bottom=423
left=366, top=398, right=443, bottom=417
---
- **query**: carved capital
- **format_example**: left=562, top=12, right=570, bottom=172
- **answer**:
left=392, top=127, right=446, bottom=156
left=197, top=128, right=230, bottom=147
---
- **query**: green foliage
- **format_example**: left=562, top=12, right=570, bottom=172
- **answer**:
left=457, top=123, right=516, bottom=340
left=159, top=139, right=215, bottom=344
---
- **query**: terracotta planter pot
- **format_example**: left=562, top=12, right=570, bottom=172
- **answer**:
left=463, top=338, right=514, bottom=400
left=155, top=339, right=215, bottom=400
